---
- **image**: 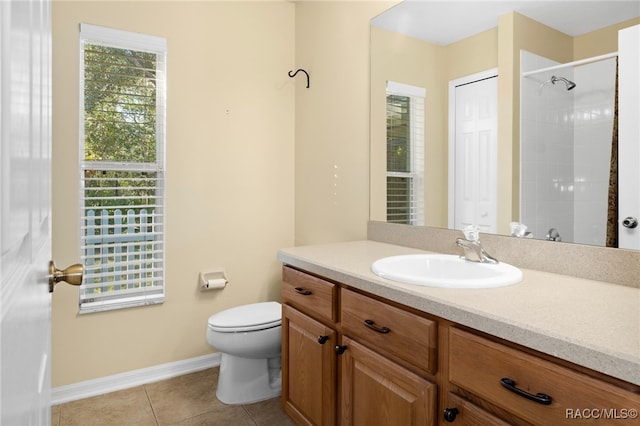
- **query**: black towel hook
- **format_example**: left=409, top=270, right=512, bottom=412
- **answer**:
left=288, top=68, right=310, bottom=88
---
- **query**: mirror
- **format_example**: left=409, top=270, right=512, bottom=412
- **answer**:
left=370, top=0, right=640, bottom=248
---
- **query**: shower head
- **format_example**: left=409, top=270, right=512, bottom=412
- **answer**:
left=551, top=75, right=576, bottom=91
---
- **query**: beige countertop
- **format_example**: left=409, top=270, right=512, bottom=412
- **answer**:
left=278, top=240, right=640, bottom=386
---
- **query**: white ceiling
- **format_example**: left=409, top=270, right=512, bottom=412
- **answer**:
left=371, top=0, right=640, bottom=46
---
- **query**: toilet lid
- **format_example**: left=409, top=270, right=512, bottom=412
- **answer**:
left=207, top=301, right=282, bottom=332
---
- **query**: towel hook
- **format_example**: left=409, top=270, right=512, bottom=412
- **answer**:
left=288, top=68, right=310, bottom=88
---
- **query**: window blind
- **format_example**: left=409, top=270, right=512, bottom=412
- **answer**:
left=386, top=81, right=425, bottom=226
left=79, top=24, right=166, bottom=313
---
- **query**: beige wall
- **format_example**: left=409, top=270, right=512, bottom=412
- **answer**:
left=574, top=17, right=640, bottom=59
left=293, top=1, right=394, bottom=245
left=52, top=0, right=395, bottom=388
left=52, top=1, right=295, bottom=386
left=446, top=27, right=497, bottom=81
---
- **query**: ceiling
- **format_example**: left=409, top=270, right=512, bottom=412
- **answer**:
left=371, top=0, right=640, bottom=45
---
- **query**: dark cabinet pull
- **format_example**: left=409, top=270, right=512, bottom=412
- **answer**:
left=443, top=407, right=459, bottom=422
left=364, top=319, right=390, bottom=334
left=317, top=335, right=329, bottom=345
left=335, top=345, right=347, bottom=355
left=294, top=287, right=312, bottom=296
left=500, top=378, right=552, bottom=405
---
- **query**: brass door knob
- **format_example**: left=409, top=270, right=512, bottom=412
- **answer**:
left=49, top=261, right=83, bottom=293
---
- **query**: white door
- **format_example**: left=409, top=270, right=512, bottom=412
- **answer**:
left=450, top=74, right=498, bottom=233
left=618, top=24, right=640, bottom=250
left=1, top=0, right=53, bottom=424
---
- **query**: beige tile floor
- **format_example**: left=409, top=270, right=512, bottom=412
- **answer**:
left=52, top=367, right=295, bottom=426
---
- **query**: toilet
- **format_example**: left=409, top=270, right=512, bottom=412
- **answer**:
left=206, top=301, right=282, bottom=405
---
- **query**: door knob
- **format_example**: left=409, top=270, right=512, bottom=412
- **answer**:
left=49, top=261, right=83, bottom=293
left=622, top=217, right=638, bottom=229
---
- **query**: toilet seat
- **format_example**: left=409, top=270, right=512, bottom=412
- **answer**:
left=208, top=301, right=281, bottom=333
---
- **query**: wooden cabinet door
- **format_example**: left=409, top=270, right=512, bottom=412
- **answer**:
left=282, top=304, right=336, bottom=426
left=340, top=336, right=436, bottom=426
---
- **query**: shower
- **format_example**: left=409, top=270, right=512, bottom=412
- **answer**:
left=536, top=75, right=577, bottom=94
left=551, top=75, right=576, bottom=90
left=521, top=50, right=617, bottom=246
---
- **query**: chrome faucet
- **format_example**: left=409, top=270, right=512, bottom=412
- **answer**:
left=546, top=228, right=562, bottom=242
left=456, top=226, right=499, bottom=264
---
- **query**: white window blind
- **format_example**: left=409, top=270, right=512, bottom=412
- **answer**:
left=79, top=24, right=166, bottom=313
left=386, top=81, right=425, bottom=226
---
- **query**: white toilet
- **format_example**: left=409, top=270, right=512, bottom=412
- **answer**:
left=206, top=301, right=282, bottom=405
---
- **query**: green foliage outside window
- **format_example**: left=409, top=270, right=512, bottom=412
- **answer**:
left=84, top=44, right=157, bottom=163
left=386, top=94, right=411, bottom=173
left=386, top=94, right=412, bottom=224
left=83, top=44, right=159, bottom=210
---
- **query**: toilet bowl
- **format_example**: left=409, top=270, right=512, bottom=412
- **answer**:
left=207, top=301, right=282, bottom=405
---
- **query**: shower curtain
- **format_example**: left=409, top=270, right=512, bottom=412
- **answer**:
left=606, top=59, right=619, bottom=248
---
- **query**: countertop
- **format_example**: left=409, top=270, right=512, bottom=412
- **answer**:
left=277, top=240, right=640, bottom=386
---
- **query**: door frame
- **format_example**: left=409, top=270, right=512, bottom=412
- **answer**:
left=618, top=24, right=640, bottom=249
left=447, top=68, right=498, bottom=230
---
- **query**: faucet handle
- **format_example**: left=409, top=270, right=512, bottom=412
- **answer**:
left=463, top=225, right=480, bottom=241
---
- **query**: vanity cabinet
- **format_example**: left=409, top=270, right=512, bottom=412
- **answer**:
left=282, top=266, right=438, bottom=426
left=281, top=266, right=640, bottom=426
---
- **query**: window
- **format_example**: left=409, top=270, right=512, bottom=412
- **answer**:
left=79, top=24, right=166, bottom=313
left=386, top=81, right=425, bottom=225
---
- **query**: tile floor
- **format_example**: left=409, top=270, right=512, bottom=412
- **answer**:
left=52, top=367, right=295, bottom=426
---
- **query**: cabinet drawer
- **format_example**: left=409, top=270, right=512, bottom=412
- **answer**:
left=449, top=328, right=640, bottom=425
left=341, top=288, right=437, bottom=374
left=282, top=266, right=337, bottom=323
left=444, top=393, right=510, bottom=426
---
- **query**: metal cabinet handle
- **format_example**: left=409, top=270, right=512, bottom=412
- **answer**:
left=500, top=378, right=552, bottom=405
left=443, top=408, right=459, bottom=422
left=335, top=345, right=347, bottom=355
left=294, top=287, right=312, bottom=296
left=622, top=217, right=638, bottom=229
left=364, top=319, right=390, bottom=334
left=317, top=335, right=329, bottom=345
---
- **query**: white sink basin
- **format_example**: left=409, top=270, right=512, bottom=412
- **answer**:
left=371, top=254, right=522, bottom=288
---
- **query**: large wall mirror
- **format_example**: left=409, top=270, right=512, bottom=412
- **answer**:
left=370, top=0, right=640, bottom=249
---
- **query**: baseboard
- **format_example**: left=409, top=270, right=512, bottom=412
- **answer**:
left=51, top=352, right=221, bottom=405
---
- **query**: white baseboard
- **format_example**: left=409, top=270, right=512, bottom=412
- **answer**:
left=51, top=352, right=221, bottom=405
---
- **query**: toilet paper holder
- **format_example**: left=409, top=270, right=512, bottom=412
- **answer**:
left=199, top=270, right=228, bottom=291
